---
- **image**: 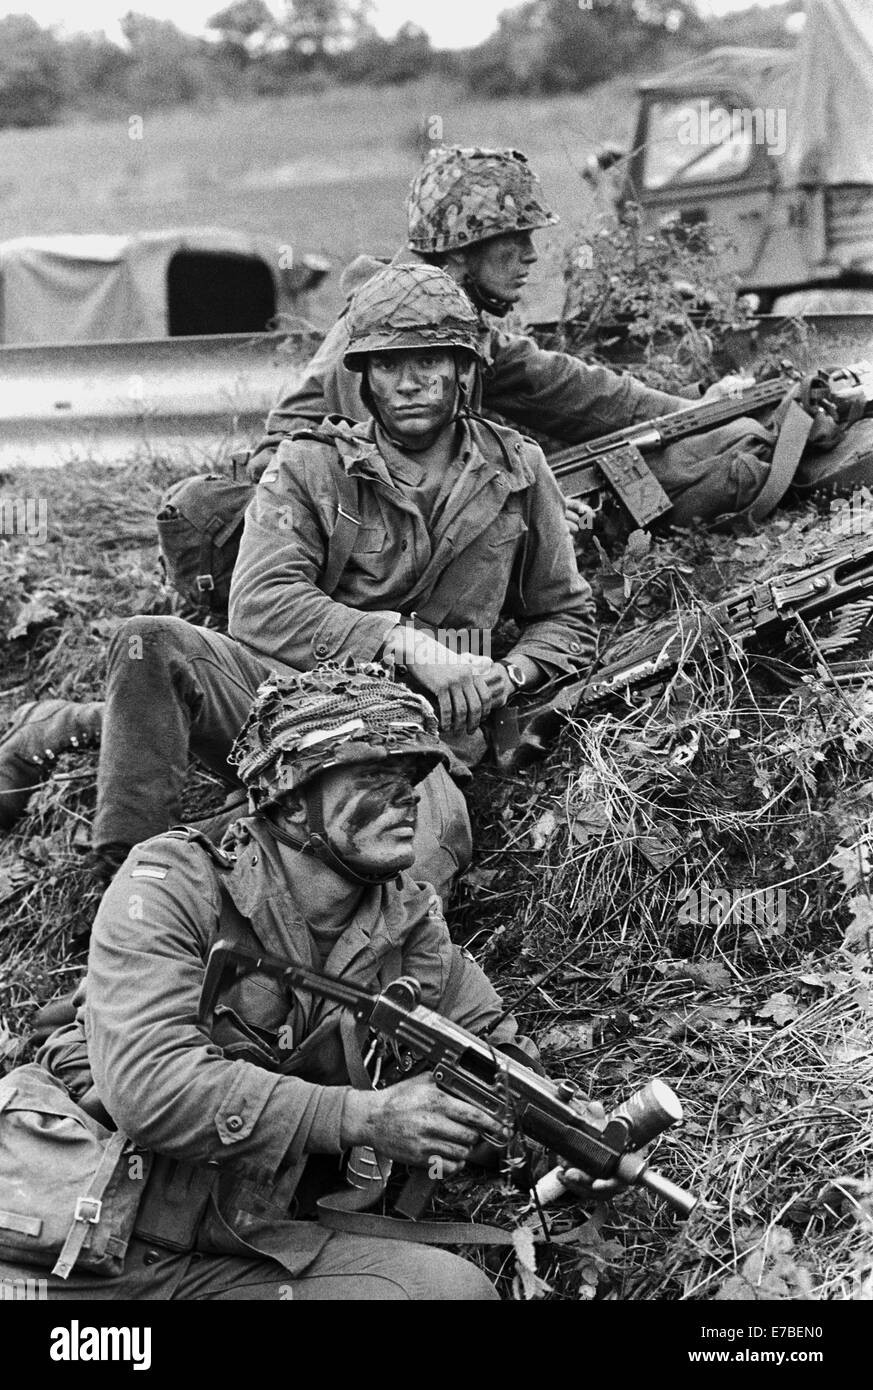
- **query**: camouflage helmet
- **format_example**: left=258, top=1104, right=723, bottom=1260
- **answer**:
left=343, top=263, right=486, bottom=372
left=407, top=147, right=559, bottom=255
left=229, top=660, right=448, bottom=812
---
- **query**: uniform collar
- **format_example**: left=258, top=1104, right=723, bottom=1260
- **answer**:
left=374, top=421, right=472, bottom=488
left=222, top=816, right=415, bottom=979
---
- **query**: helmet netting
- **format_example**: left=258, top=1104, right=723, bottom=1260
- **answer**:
left=229, top=660, right=445, bottom=806
left=407, top=146, right=559, bottom=254
left=344, top=264, right=485, bottom=366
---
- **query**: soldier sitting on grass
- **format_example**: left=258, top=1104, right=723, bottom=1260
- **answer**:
left=0, top=666, right=613, bottom=1300
left=62, top=263, right=595, bottom=897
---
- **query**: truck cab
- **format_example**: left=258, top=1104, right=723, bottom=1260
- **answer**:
left=620, top=6, right=873, bottom=313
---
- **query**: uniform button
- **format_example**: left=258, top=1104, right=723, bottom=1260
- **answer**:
left=143, top=1250, right=162, bottom=1266
left=226, top=1114, right=244, bottom=1133
left=315, top=643, right=329, bottom=657
left=570, top=642, right=581, bottom=652
left=401, top=540, right=408, bottom=552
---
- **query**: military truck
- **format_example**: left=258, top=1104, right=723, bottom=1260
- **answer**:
left=616, top=0, right=873, bottom=314
left=0, top=228, right=328, bottom=468
left=0, top=227, right=329, bottom=345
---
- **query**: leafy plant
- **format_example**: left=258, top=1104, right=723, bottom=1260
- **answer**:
left=558, top=208, right=755, bottom=391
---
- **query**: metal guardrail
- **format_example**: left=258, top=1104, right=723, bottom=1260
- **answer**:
left=724, top=313, right=873, bottom=362
left=3, top=316, right=873, bottom=470
left=0, top=331, right=312, bottom=469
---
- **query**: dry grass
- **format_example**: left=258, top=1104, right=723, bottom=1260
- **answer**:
left=2, top=453, right=873, bottom=1301
left=449, top=507, right=873, bottom=1300
left=0, top=455, right=226, bottom=1032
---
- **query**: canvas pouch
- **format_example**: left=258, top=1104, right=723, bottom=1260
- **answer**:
left=0, top=1063, right=151, bottom=1279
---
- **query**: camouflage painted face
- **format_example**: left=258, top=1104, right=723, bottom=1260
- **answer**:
left=343, top=263, right=487, bottom=371
left=407, top=146, right=559, bottom=255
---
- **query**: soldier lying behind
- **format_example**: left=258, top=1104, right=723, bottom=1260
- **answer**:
left=254, top=145, right=762, bottom=529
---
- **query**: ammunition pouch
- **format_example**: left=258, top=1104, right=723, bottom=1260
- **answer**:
left=133, top=1155, right=220, bottom=1254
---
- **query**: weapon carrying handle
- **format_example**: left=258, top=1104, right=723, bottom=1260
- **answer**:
left=394, top=1169, right=439, bottom=1221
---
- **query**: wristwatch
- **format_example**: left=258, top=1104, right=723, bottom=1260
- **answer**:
left=500, top=662, right=526, bottom=691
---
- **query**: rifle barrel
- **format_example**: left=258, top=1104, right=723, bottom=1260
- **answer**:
left=549, top=377, right=790, bottom=478
left=639, top=1167, right=699, bottom=1219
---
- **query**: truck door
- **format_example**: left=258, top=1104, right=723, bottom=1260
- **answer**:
left=627, top=90, right=814, bottom=297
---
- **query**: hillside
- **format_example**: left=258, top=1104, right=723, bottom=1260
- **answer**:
left=0, top=76, right=638, bottom=325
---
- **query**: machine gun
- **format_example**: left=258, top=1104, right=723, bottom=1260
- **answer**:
left=200, top=941, right=698, bottom=1222
left=492, top=528, right=873, bottom=769
left=550, top=362, right=873, bottom=527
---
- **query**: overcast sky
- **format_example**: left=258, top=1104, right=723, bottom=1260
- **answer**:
left=2, top=0, right=793, bottom=49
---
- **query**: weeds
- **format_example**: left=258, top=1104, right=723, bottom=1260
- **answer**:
left=2, top=453, right=873, bottom=1300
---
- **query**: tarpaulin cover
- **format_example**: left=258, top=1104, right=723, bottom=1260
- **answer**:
left=0, top=228, right=276, bottom=346
left=784, top=0, right=873, bottom=186
left=640, top=0, right=873, bottom=188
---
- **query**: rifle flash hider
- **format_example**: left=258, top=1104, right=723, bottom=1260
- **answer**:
left=533, top=1078, right=697, bottom=1218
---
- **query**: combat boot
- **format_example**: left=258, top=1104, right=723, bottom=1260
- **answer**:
left=0, top=699, right=103, bottom=830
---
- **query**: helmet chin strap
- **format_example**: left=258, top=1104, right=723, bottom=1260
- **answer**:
left=461, top=271, right=513, bottom=319
left=263, top=787, right=401, bottom=888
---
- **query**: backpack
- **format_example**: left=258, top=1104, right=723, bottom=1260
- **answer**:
left=156, top=440, right=364, bottom=627
left=156, top=460, right=254, bottom=626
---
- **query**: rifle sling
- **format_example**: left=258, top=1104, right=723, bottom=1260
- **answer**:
left=736, top=398, right=814, bottom=526
left=322, top=469, right=361, bottom=596
left=316, top=1186, right=587, bottom=1246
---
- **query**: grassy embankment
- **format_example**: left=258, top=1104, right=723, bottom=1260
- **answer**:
left=1, top=83, right=872, bottom=1302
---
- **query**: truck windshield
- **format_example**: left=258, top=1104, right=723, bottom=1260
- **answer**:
left=642, top=98, right=755, bottom=189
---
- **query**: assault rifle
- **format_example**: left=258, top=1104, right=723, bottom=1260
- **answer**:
left=492, top=528, right=873, bottom=769
left=200, top=941, right=698, bottom=1221
left=550, top=362, right=873, bottom=527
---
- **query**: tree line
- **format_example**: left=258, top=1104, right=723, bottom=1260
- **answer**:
left=0, top=0, right=798, bottom=130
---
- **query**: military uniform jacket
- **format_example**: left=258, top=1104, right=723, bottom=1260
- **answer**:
left=228, top=414, right=596, bottom=681
left=40, top=821, right=518, bottom=1277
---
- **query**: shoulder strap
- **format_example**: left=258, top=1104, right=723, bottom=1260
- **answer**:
left=465, top=411, right=516, bottom=472
left=270, top=425, right=362, bottom=597
left=321, top=467, right=361, bottom=597
left=316, top=1186, right=589, bottom=1246
left=164, top=825, right=237, bottom=872
left=742, top=397, right=814, bottom=525
left=52, top=1129, right=130, bottom=1279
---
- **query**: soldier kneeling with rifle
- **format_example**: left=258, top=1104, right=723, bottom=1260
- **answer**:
left=0, top=665, right=692, bottom=1301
